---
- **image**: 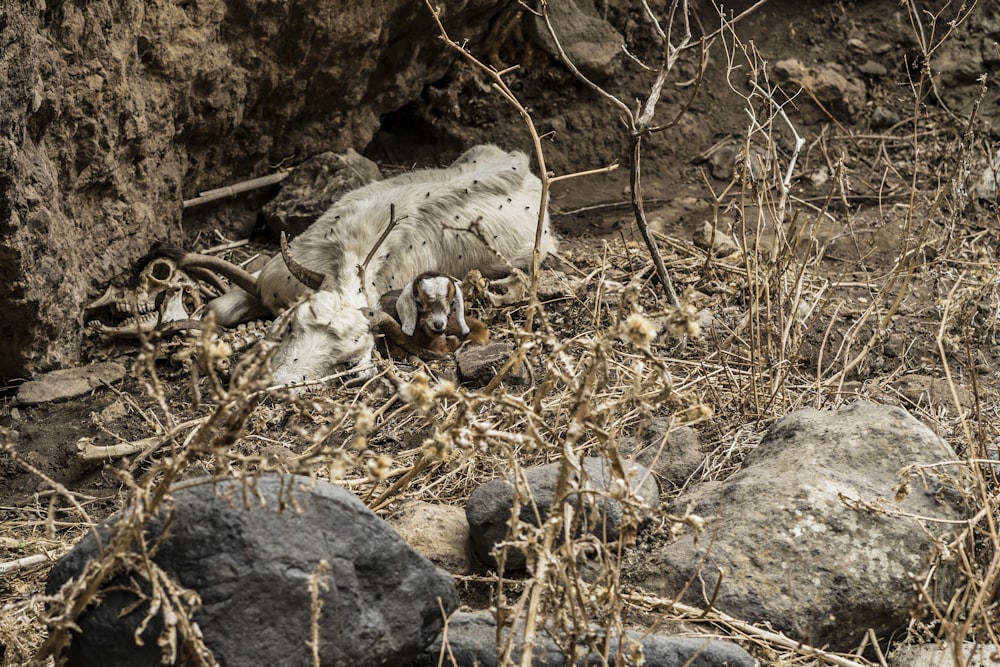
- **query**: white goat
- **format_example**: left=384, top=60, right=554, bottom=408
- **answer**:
left=179, top=144, right=555, bottom=384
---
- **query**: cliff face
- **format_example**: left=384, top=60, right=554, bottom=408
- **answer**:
left=0, top=0, right=494, bottom=380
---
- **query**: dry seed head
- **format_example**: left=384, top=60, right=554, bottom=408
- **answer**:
left=328, top=455, right=348, bottom=479
left=434, top=379, right=458, bottom=399
left=667, top=302, right=701, bottom=338
left=353, top=407, right=375, bottom=435
left=421, top=436, right=450, bottom=461
left=621, top=313, right=658, bottom=349
left=205, top=339, right=232, bottom=360
left=365, top=453, right=393, bottom=481
left=399, top=372, right=434, bottom=413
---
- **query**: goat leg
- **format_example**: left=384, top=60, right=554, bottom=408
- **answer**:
left=370, top=311, right=451, bottom=361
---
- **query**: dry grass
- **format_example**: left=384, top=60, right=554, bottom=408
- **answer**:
left=2, top=1, right=999, bottom=666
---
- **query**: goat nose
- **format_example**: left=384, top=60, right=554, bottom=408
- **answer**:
left=431, top=319, right=447, bottom=333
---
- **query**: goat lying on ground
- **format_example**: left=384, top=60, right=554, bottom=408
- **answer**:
left=173, top=144, right=555, bottom=384
left=375, top=272, right=489, bottom=360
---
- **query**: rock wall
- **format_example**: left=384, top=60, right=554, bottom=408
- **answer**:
left=0, top=0, right=497, bottom=381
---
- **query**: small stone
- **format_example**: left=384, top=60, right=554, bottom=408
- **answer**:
left=387, top=500, right=474, bottom=575
left=634, top=423, right=707, bottom=488
left=412, top=610, right=756, bottom=667
left=455, top=341, right=526, bottom=387
left=692, top=221, right=739, bottom=256
left=889, top=641, right=999, bottom=667
left=15, top=362, right=127, bottom=406
left=528, top=0, right=624, bottom=81
left=871, top=105, right=901, bottom=130
left=858, top=60, right=888, bottom=76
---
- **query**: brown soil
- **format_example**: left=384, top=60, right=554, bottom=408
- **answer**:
left=3, top=0, right=999, bottom=663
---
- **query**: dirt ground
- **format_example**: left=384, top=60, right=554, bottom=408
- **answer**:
left=2, top=0, right=999, bottom=663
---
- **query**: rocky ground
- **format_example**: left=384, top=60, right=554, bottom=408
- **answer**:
left=3, top=0, right=1000, bottom=665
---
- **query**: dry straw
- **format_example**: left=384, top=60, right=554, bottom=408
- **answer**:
left=1, top=1, right=998, bottom=666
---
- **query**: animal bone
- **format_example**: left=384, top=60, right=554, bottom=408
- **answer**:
left=463, top=268, right=531, bottom=307
left=76, top=437, right=148, bottom=462
left=168, top=144, right=555, bottom=384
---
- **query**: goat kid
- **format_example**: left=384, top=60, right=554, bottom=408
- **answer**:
left=375, top=272, right=489, bottom=360
left=175, top=144, right=555, bottom=384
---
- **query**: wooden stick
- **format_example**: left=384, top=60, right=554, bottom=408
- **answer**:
left=0, top=553, right=50, bottom=574
left=182, top=171, right=291, bottom=209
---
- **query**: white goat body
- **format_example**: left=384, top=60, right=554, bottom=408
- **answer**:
left=205, top=144, right=555, bottom=384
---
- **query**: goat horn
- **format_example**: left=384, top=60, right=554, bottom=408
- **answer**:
left=280, top=231, right=326, bottom=291
left=173, top=253, right=259, bottom=297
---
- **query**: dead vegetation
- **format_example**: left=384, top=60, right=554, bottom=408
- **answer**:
left=2, top=1, right=1000, bottom=665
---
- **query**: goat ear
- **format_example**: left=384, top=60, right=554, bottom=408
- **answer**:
left=451, top=279, right=470, bottom=336
left=396, top=281, right=419, bottom=336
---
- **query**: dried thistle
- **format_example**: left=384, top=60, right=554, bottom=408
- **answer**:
left=620, top=313, right=658, bottom=349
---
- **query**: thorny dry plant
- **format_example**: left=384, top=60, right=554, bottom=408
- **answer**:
left=2, top=1, right=1000, bottom=666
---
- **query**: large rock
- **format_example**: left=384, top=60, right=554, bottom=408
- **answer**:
left=771, top=59, right=867, bottom=121
left=412, top=610, right=756, bottom=667
left=46, top=474, right=456, bottom=666
left=466, top=456, right=660, bottom=570
left=631, top=401, right=970, bottom=651
left=0, top=0, right=505, bottom=381
left=528, top=0, right=624, bottom=81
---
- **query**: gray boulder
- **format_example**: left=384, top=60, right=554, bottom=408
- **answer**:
left=46, top=474, right=456, bottom=666
left=466, top=456, right=659, bottom=570
left=632, top=401, right=970, bottom=651
left=529, top=0, right=625, bottom=81
left=632, top=422, right=710, bottom=488
left=412, top=610, right=756, bottom=666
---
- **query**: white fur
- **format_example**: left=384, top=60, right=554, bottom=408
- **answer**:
left=209, top=145, right=556, bottom=384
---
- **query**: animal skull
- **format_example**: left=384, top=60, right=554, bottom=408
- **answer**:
left=86, top=257, right=204, bottom=337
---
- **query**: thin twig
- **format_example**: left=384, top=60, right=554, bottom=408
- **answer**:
left=182, top=170, right=291, bottom=208
left=358, top=204, right=405, bottom=293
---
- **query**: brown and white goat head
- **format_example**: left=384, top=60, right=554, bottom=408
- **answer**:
left=396, top=272, right=469, bottom=340
left=376, top=272, right=489, bottom=359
